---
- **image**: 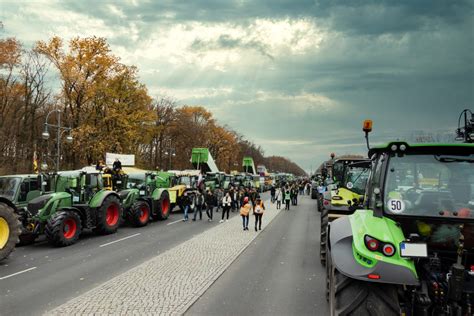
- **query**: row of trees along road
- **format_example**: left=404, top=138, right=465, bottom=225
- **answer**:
left=0, top=36, right=306, bottom=176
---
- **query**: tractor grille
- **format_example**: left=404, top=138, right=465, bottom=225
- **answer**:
left=27, top=194, right=52, bottom=216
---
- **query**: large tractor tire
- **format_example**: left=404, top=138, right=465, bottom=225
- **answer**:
left=320, top=207, right=329, bottom=266
left=95, top=195, right=122, bottom=235
left=45, top=210, right=82, bottom=247
left=153, top=191, right=170, bottom=221
left=329, top=265, right=400, bottom=316
left=0, top=202, right=21, bottom=261
left=127, top=201, right=151, bottom=228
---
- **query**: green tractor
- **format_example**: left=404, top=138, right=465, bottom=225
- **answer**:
left=22, top=170, right=123, bottom=246
left=320, top=158, right=371, bottom=265
left=326, top=123, right=474, bottom=314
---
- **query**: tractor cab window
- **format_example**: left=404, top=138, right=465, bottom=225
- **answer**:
left=0, top=177, right=21, bottom=201
left=384, top=154, right=474, bottom=219
left=343, top=166, right=370, bottom=195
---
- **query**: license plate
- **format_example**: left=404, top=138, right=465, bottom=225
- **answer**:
left=400, top=242, right=428, bottom=258
left=72, top=196, right=80, bottom=202
left=139, top=190, right=145, bottom=195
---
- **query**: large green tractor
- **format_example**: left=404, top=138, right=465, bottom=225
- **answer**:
left=22, top=171, right=123, bottom=247
left=320, top=158, right=371, bottom=265
left=122, top=171, right=198, bottom=228
left=326, top=138, right=474, bottom=314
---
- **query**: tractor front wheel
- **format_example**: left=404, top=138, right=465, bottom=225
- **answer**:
left=329, top=264, right=400, bottom=316
left=45, top=211, right=82, bottom=247
left=153, top=191, right=170, bottom=220
left=0, top=202, right=21, bottom=261
left=320, top=207, right=329, bottom=266
left=95, top=196, right=122, bottom=235
left=128, top=201, right=151, bottom=227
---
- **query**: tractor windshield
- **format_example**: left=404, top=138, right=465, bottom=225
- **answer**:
left=0, top=177, right=20, bottom=200
left=343, top=167, right=369, bottom=195
left=384, top=154, right=474, bottom=219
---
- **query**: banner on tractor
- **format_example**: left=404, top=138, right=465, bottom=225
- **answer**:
left=106, top=153, right=135, bottom=166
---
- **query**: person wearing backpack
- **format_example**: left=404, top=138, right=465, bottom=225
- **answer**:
left=240, top=197, right=251, bottom=231
left=253, top=196, right=265, bottom=231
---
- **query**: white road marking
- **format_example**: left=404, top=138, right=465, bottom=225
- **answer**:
left=99, top=233, right=141, bottom=248
left=166, top=219, right=183, bottom=226
left=0, top=267, right=37, bottom=280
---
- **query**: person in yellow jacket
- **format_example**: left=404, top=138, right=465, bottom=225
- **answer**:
left=253, top=196, right=265, bottom=231
left=240, top=197, right=251, bottom=231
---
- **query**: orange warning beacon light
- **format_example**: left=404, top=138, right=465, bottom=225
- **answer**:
left=363, top=120, right=373, bottom=133
left=363, top=120, right=373, bottom=150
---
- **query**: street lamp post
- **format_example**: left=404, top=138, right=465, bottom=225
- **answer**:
left=164, top=145, right=176, bottom=171
left=42, top=109, right=73, bottom=172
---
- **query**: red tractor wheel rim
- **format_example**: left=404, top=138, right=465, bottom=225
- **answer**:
left=162, top=198, right=170, bottom=216
left=139, top=205, right=149, bottom=223
left=106, top=204, right=119, bottom=226
left=63, top=218, right=77, bottom=239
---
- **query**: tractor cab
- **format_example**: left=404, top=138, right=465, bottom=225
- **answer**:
left=0, top=174, right=53, bottom=209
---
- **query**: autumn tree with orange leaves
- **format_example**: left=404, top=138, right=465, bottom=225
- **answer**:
left=0, top=36, right=306, bottom=176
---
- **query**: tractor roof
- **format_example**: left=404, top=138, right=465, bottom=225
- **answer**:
left=368, top=142, right=474, bottom=157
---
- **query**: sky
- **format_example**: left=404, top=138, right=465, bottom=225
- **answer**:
left=1, top=0, right=473, bottom=174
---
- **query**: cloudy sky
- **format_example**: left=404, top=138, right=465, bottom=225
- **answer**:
left=1, top=0, right=473, bottom=173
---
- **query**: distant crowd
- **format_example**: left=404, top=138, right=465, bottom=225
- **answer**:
left=182, top=180, right=312, bottom=232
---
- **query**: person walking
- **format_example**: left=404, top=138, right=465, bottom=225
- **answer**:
left=253, top=196, right=265, bottom=231
left=275, top=187, right=282, bottom=209
left=270, top=186, right=276, bottom=203
left=240, top=197, right=251, bottom=231
left=220, top=192, right=232, bottom=222
left=205, top=190, right=214, bottom=221
left=193, top=191, right=204, bottom=221
left=284, top=187, right=291, bottom=210
left=215, top=188, right=223, bottom=213
left=182, top=192, right=191, bottom=222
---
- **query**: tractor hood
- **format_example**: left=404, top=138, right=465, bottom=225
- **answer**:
left=27, top=193, right=54, bottom=216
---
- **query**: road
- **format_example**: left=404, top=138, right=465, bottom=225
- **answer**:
left=0, top=205, right=243, bottom=315
left=187, top=194, right=328, bottom=316
left=0, top=193, right=328, bottom=315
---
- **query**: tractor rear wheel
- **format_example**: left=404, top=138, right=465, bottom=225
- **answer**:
left=45, top=211, right=82, bottom=247
left=0, top=202, right=21, bottom=261
left=320, top=207, right=329, bottom=266
left=153, top=191, right=170, bottom=220
left=128, top=201, right=150, bottom=227
left=95, top=195, right=122, bottom=235
left=329, top=265, right=400, bottom=316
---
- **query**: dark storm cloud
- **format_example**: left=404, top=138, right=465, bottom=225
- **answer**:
left=1, top=0, right=472, bottom=172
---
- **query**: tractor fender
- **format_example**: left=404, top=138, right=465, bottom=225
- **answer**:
left=152, top=188, right=168, bottom=201
left=0, top=197, right=17, bottom=212
left=89, top=190, right=121, bottom=208
left=330, top=215, right=419, bottom=286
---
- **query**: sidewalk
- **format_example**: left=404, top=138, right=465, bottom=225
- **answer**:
left=46, top=199, right=281, bottom=315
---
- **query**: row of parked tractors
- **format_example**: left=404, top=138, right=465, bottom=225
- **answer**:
left=311, top=114, right=474, bottom=315
left=0, top=169, right=198, bottom=260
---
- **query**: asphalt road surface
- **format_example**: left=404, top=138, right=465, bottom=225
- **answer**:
left=0, top=204, right=244, bottom=315
left=187, top=194, right=328, bottom=316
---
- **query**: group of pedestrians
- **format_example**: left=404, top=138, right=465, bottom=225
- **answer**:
left=182, top=179, right=310, bottom=231
left=270, top=180, right=311, bottom=211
